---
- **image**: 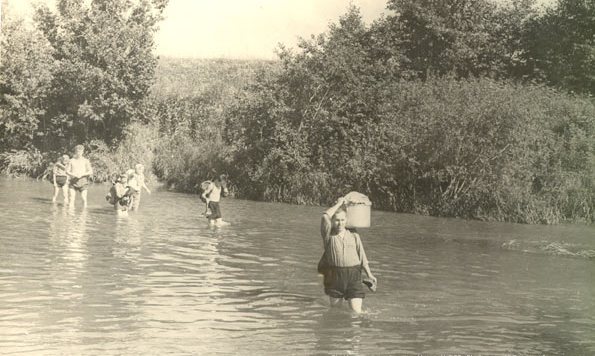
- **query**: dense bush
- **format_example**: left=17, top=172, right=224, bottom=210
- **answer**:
left=224, top=72, right=594, bottom=223
left=0, top=148, right=48, bottom=178
left=150, top=95, right=233, bottom=191
left=372, top=78, right=594, bottom=223
left=85, top=122, right=159, bottom=183
left=150, top=60, right=275, bottom=192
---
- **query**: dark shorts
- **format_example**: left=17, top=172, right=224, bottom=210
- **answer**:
left=116, top=195, right=131, bottom=210
left=324, top=266, right=365, bottom=300
left=54, top=175, right=68, bottom=187
left=208, top=201, right=222, bottom=219
left=70, top=176, right=89, bottom=192
left=115, top=201, right=128, bottom=211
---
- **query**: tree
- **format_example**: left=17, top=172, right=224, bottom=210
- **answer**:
left=0, top=17, right=55, bottom=150
left=523, top=0, right=595, bottom=95
left=384, top=0, right=536, bottom=80
left=224, top=6, right=406, bottom=203
left=33, top=0, right=167, bottom=148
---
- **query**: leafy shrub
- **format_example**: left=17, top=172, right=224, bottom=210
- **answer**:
left=85, top=122, right=160, bottom=183
left=371, top=78, right=594, bottom=223
left=0, top=148, right=47, bottom=178
left=225, top=71, right=595, bottom=223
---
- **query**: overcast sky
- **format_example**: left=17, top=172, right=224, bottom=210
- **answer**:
left=5, top=0, right=389, bottom=60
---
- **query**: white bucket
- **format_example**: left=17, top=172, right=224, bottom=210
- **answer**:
left=346, top=203, right=371, bottom=228
left=343, top=191, right=372, bottom=228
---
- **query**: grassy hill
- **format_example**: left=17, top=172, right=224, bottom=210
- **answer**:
left=152, top=57, right=277, bottom=99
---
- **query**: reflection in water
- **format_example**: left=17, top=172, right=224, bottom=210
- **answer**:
left=0, top=178, right=594, bottom=354
left=47, top=206, right=89, bottom=283
left=314, top=309, right=364, bottom=355
left=113, top=215, right=142, bottom=259
left=67, top=208, right=88, bottom=264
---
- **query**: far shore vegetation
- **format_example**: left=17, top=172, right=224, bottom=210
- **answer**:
left=1, top=0, right=594, bottom=224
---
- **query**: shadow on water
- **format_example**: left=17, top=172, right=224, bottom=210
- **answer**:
left=31, top=196, right=54, bottom=204
left=227, top=287, right=318, bottom=304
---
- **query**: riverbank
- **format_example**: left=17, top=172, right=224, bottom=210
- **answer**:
left=2, top=65, right=594, bottom=225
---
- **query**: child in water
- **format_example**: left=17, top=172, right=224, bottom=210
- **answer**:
left=52, top=154, right=70, bottom=203
left=107, top=173, right=132, bottom=216
left=199, top=180, right=213, bottom=217
left=127, top=164, right=151, bottom=211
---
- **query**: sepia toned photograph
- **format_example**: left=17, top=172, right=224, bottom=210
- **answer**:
left=0, top=0, right=593, bottom=354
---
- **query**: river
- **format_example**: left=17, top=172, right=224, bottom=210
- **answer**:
left=0, top=178, right=593, bottom=355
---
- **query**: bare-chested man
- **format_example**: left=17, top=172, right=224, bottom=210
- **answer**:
left=66, top=145, right=93, bottom=208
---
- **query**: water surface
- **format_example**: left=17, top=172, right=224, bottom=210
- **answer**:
left=1, top=179, right=594, bottom=354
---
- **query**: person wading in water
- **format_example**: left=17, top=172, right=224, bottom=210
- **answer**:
left=318, top=196, right=376, bottom=313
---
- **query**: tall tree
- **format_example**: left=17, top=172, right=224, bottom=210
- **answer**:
left=0, top=17, right=56, bottom=150
left=225, top=6, right=405, bottom=202
left=384, top=0, right=535, bottom=80
left=523, top=0, right=595, bottom=95
left=33, top=0, right=167, bottom=148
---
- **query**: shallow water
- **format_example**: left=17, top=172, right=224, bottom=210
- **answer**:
left=0, top=178, right=594, bottom=355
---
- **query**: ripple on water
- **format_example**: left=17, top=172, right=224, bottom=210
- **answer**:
left=0, top=179, right=594, bottom=354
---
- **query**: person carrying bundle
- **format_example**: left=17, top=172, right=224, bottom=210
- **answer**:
left=200, top=175, right=229, bottom=226
left=106, top=173, right=132, bottom=216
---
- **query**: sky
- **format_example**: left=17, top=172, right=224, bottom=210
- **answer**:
left=156, top=0, right=388, bottom=59
left=4, top=0, right=389, bottom=60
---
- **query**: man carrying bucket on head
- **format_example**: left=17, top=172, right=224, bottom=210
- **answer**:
left=317, top=192, right=376, bottom=314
